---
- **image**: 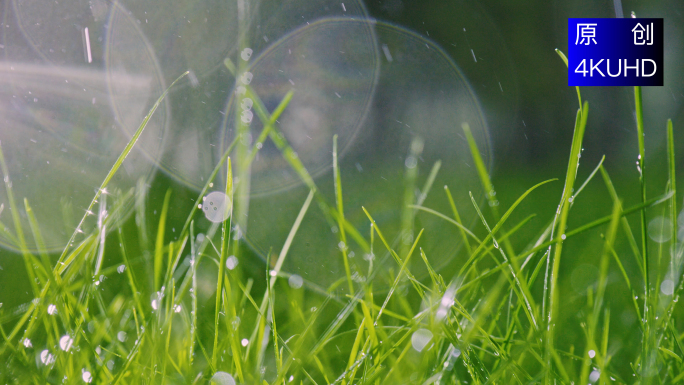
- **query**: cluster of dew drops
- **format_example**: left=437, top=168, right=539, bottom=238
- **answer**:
left=25, top=302, right=95, bottom=383
left=238, top=47, right=254, bottom=125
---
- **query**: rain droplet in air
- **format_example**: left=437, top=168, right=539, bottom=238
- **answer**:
left=411, top=328, right=433, bottom=352
left=381, top=44, right=393, bottom=62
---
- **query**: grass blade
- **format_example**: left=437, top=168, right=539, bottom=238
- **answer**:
left=547, top=101, right=588, bottom=381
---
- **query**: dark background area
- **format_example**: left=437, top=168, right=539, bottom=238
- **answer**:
left=365, top=0, right=684, bottom=176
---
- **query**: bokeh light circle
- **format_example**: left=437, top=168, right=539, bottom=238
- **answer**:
left=153, top=0, right=375, bottom=190
left=243, top=20, right=492, bottom=290
left=1, top=0, right=167, bottom=251
left=220, top=18, right=379, bottom=196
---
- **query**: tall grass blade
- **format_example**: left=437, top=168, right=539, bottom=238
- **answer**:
left=546, top=101, right=588, bottom=382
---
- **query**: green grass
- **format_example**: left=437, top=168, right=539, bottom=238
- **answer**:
left=0, top=48, right=682, bottom=385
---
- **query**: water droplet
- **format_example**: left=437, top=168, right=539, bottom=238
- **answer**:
left=240, top=48, right=253, bottom=61
left=589, top=369, right=600, bottom=382
left=226, top=256, right=238, bottom=270
left=661, top=279, right=675, bottom=296
left=404, top=156, right=417, bottom=169
left=40, top=349, right=55, bottom=365
left=117, top=265, right=126, bottom=274
left=174, top=304, right=182, bottom=313
left=588, top=349, right=596, bottom=358
left=47, top=304, right=57, bottom=315
left=117, top=331, right=127, bottom=342
left=82, top=370, right=93, bottom=383
left=241, top=72, right=253, bottom=85
left=241, top=109, right=253, bottom=124
left=202, top=191, right=232, bottom=223
left=23, top=338, right=32, bottom=348
left=648, top=216, right=673, bottom=243
left=241, top=98, right=253, bottom=111
left=437, top=284, right=457, bottom=321
left=256, top=142, right=263, bottom=150
left=210, top=372, right=236, bottom=385
left=288, top=274, right=303, bottom=289
left=241, top=339, right=249, bottom=347
left=231, top=316, right=240, bottom=330
left=561, top=234, right=566, bottom=240
left=411, top=328, right=433, bottom=352
left=59, top=335, right=74, bottom=351
left=151, top=299, right=158, bottom=310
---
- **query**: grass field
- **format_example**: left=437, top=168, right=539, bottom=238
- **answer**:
left=0, top=48, right=682, bottom=385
